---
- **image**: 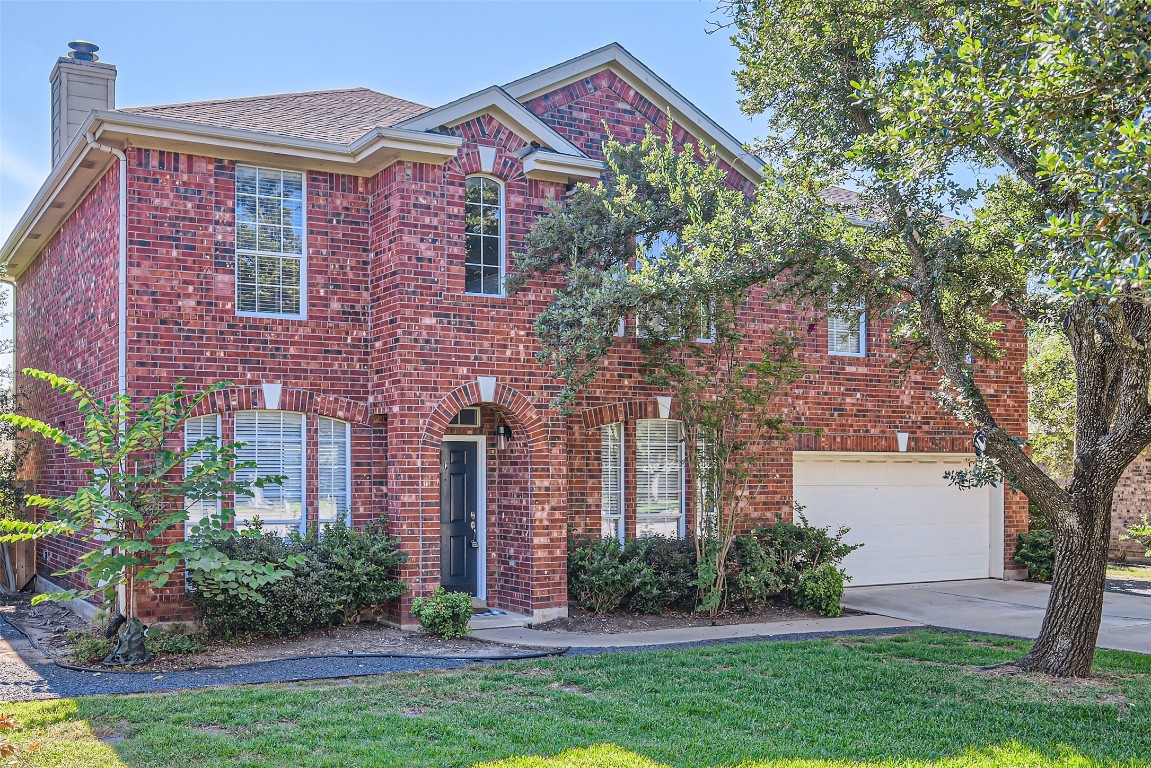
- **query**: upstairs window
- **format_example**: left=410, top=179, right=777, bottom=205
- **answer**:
left=236, top=166, right=305, bottom=317
left=465, top=176, right=503, bottom=295
left=828, top=301, right=866, bottom=357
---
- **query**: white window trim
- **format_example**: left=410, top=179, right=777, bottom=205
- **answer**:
left=317, top=416, right=353, bottom=526
left=235, top=165, right=308, bottom=320
left=635, top=418, right=687, bottom=539
left=234, top=410, right=308, bottom=535
left=601, top=422, right=626, bottom=541
left=828, top=304, right=867, bottom=357
left=464, top=174, right=505, bottom=297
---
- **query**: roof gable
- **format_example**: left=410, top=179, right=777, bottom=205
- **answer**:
left=503, top=43, right=764, bottom=184
left=396, top=86, right=587, bottom=158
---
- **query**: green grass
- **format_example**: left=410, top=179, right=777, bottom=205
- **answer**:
left=5, top=631, right=1150, bottom=767
left=1108, top=563, right=1151, bottom=580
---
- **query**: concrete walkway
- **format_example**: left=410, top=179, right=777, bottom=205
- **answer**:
left=843, top=579, right=1151, bottom=654
left=471, top=614, right=920, bottom=648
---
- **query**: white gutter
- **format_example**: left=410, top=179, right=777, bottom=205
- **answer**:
left=84, top=133, right=127, bottom=402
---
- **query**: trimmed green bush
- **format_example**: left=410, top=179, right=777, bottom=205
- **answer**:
left=748, top=510, right=861, bottom=592
left=411, top=587, right=473, bottom=639
left=731, top=535, right=784, bottom=609
left=795, top=562, right=845, bottom=617
left=623, top=536, right=696, bottom=613
left=1014, top=529, right=1056, bottom=582
left=188, top=518, right=405, bottom=637
left=568, top=537, right=654, bottom=614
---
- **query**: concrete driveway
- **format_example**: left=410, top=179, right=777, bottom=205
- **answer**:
left=843, top=579, right=1151, bottom=654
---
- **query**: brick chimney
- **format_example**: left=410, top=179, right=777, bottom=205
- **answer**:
left=49, top=41, right=116, bottom=165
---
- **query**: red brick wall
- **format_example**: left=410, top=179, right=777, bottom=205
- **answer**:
left=16, top=166, right=120, bottom=595
left=1113, top=450, right=1151, bottom=559
left=14, top=63, right=1031, bottom=626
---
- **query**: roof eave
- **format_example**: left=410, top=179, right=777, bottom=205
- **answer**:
left=1, top=113, right=464, bottom=279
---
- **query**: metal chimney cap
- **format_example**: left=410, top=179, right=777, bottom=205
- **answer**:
left=67, top=41, right=100, bottom=62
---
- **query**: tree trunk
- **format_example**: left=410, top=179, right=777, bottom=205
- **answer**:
left=1020, top=490, right=1113, bottom=677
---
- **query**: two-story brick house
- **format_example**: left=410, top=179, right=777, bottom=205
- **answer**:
left=1, top=41, right=1029, bottom=627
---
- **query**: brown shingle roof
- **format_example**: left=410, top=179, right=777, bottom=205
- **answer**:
left=120, top=88, right=430, bottom=144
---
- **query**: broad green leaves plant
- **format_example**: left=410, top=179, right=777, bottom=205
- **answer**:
left=0, top=369, right=299, bottom=618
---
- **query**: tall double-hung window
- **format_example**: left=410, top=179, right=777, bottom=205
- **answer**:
left=234, top=411, right=306, bottom=535
left=464, top=176, right=503, bottom=295
left=636, top=419, right=685, bottom=538
left=601, top=423, right=625, bottom=541
left=317, top=416, right=351, bottom=525
left=183, top=414, right=221, bottom=536
left=236, top=166, right=305, bottom=316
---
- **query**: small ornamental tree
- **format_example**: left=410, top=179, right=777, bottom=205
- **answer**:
left=515, top=127, right=805, bottom=615
left=0, top=370, right=299, bottom=663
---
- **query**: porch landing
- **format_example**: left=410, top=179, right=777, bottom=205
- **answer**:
left=468, top=609, right=536, bottom=631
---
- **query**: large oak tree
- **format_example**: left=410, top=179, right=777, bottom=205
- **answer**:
left=723, top=0, right=1151, bottom=676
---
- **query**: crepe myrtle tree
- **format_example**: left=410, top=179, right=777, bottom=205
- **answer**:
left=0, top=370, right=298, bottom=664
left=721, top=0, right=1151, bottom=676
left=513, top=127, right=806, bottom=614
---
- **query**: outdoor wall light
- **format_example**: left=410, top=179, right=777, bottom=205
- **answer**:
left=495, top=423, right=513, bottom=450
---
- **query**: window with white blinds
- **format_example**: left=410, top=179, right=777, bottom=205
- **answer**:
left=828, top=302, right=866, bottom=356
left=695, top=436, right=719, bottom=537
left=184, top=414, right=221, bottom=537
left=636, top=419, right=685, bottom=538
left=234, top=410, right=305, bottom=535
left=236, top=165, right=305, bottom=317
left=317, top=417, right=351, bottom=526
left=601, top=423, right=625, bottom=540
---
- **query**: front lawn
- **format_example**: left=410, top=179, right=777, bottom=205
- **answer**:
left=1109, top=563, right=1151, bottom=581
left=6, top=631, right=1150, bottom=767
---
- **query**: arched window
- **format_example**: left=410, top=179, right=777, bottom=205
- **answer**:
left=464, top=175, right=503, bottom=295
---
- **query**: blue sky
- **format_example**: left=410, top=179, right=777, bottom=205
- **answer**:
left=0, top=0, right=769, bottom=242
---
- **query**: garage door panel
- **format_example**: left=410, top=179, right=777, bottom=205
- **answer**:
left=794, top=453, right=993, bottom=586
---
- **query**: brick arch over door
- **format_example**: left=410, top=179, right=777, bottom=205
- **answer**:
left=420, top=379, right=548, bottom=450
left=189, top=385, right=370, bottom=425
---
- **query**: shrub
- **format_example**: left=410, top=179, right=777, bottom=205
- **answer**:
left=145, top=625, right=205, bottom=655
left=623, top=536, right=696, bottom=613
left=751, top=508, right=861, bottom=592
left=66, top=625, right=204, bottom=663
left=66, top=631, right=115, bottom=664
left=730, top=535, right=784, bottom=609
left=795, top=562, right=845, bottom=617
left=1120, top=516, right=1151, bottom=556
left=411, top=587, right=473, bottom=639
left=1015, top=529, right=1056, bottom=582
left=188, top=517, right=405, bottom=638
left=568, top=537, right=654, bottom=614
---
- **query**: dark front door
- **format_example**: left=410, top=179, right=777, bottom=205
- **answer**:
left=440, top=441, right=479, bottom=595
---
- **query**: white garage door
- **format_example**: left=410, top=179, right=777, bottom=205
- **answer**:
left=793, top=453, right=1001, bottom=586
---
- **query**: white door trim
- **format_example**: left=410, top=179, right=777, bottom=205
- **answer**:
left=442, top=434, right=487, bottom=601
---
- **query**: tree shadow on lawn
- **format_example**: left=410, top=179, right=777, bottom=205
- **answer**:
left=7, top=632, right=1151, bottom=768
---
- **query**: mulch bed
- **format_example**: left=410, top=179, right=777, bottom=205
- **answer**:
left=535, top=602, right=861, bottom=634
left=0, top=591, right=547, bottom=673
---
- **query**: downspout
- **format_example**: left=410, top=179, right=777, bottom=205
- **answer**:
left=85, top=133, right=128, bottom=617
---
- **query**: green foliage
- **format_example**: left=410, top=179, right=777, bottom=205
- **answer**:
left=567, top=537, right=654, bottom=615
left=730, top=535, right=783, bottom=609
left=0, top=370, right=294, bottom=618
left=622, top=536, right=697, bottom=613
left=188, top=518, right=405, bottom=637
left=1026, top=328, right=1076, bottom=481
left=795, top=562, right=846, bottom=617
left=518, top=126, right=807, bottom=616
left=1014, top=530, right=1056, bottom=582
left=410, top=587, right=472, bottom=639
left=65, top=625, right=203, bottom=664
left=747, top=508, right=861, bottom=593
left=1120, top=516, right=1151, bottom=558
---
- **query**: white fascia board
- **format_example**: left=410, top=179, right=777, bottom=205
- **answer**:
left=396, top=86, right=589, bottom=158
left=2, top=112, right=463, bottom=278
left=503, top=42, right=765, bottom=184
left=522, top=151, right=604, bottom=184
